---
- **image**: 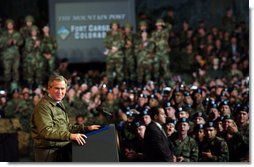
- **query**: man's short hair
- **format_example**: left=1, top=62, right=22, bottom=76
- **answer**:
left=150, top=106, right=162, bottom=120
left=48, top=74, right=68, bottom=88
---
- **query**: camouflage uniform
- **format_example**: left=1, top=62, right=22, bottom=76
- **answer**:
left=104, top=21, right=125, bottom=85
left=135, top=32, right=155, bottom=85
left=173, top=136, right=199, bottom=162
left=23, top=26, right=46, bottom=87
left=19, top=15, right=34, bottom=39
left=200, top=136, right=229, bottom=162
left=151, top=19, right=171, bottom=83
left=63, top=97, right=91, bottom=124
left=123, top=22, right=136, bottom=84
left=0, top=19, right=23, bottom=86
left=41, top=25, right=57, bottom=76
left=221, top=10, right=236, bottom=33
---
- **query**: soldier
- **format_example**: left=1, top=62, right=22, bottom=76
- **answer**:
left=192, top=111, right=207, bottom=126
left=19, top=15, right=35, bottom=39
left=221, top=8, right=236, bottom=33
left=163, top=101, right=176, bottom=120
left=138, top=20, right=149, bottom=34
left=41, top=24, right=57, bottom=76
left=234, top=103, right=249, bottom=161
left=151, top=19, right=171, bottom=83
left=135, top=31, right=155, bottom=85
left=163, top=7, right=175, bottom=28
left=0, top=19, right=23, bottom=89
left=192, top=124, right=206, bottom=161
left=121, top=119, right=145, bottom=162
left=139, top=106, right=151, bottom=126
left=173, top=118, right=199, bottom=162
left=172, top=88, right=185, bottom=108
left=55, top=58, right=71, bottom=79
left=221, top=114, right=249, bottom=162
left=23, top=25, right=45, bottom=88
left=199, top=121, right=229, bottom=162
left=191, top=88, right=206, bottom=117
left=104, top=21, right=125, bottom=86
left=219, top=99, right=232, bottom=116
left=123, top=22, right=136, bottom=85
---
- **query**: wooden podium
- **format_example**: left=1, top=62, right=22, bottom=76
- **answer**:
left=72, top=124, right=119, bottom=162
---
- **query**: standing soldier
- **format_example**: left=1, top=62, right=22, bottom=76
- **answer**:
left=0, top=19, right=23, bottom=89
left=138, top=21, right=149, bottom=34
left=123, top=22, right=136, bottom=86
left=104, top=21, right=125, bottom=86
left=41, top=24, right=57, bottom=77
left=151, top=19, right=171, bottom=84
left=135, top=31, right=155, bottom=86
left=221, top=8, right=236, bottom=33
left=20, top=15, right=35, bottom=39
left=23, top=25, right=45, bottom=88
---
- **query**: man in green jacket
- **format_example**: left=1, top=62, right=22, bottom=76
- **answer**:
left=31, top=75, right=93, bottom=162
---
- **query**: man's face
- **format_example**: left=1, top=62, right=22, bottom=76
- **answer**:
left=7, top=22, right=14, bottom=30
left=223, top=119, right=234, bottom=130
left=195, top=129, right=205, bottom=140
left=205, top=127, right=217, bottom=140
left=194, top=93, right=203, bottom=104
left=194, top=116, right=206, bottom=125
left=26, top=21, right=33, bottom=27
left=221, top=105, right=231, bottom=115
left=155, top=108, right=167, bottom=124
left=77, top=117, right=85, bottom=125
left=48, top=80, right=67, bottom=101
left=143, top=115, right=151, bottom=125
left=174, top=92, right=184, bottom=104
left=137, top=125, right=146, bottom=139
left=177, top=122, right=190, bottom=135
left=165, top=107, right=175, bottom=118
left=237, top=111, right=249, bottom=124
left=165, top=123, right=175, bottom=136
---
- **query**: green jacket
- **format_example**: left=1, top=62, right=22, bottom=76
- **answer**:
left=31, top=94, right=85, bottom=149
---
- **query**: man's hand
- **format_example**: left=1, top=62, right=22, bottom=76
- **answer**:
left=227, top=122, right=238, bottom=134
left=202, top=151, right=213, bottom=158
left=87, top=125, right=101, bottom=131
left=176, top=156, right=184, bottom=162
left=70, top=133, right=87, bottom=145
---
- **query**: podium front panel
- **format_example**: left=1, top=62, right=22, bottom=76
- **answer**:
left=72, top=124, right=119, bottom=162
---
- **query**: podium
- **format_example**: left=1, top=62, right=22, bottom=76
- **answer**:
left=72, top=124, right=119, bottom=162
left=0, top=133, right=19, bottom=162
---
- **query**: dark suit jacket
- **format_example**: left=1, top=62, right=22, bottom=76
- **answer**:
left=143, top=121, right=173, bottom=162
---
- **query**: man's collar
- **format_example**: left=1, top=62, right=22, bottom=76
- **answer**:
left=154, top=121, right=163, bottom=129
left=46, top=94, right=60, bottom=106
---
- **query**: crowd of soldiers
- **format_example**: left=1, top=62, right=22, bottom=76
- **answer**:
left=0, top=7, right=250, bottom=162
left=104, top=8, right=248, bottom=87
left=0, top=15, right=57, bottom=91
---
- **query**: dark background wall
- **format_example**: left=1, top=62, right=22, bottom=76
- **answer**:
left=0, top=0, right=249, bottom=29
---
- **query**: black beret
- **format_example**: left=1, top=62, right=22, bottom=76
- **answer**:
left=193, top=88, right=203, bottom=95
left=134, top=121, right=145, bottom=128
left=163, top=102, right=172, bottom=109
left=177, top=118, right=189, bottom=124
left=165, top=118, right=177, bottom=125
left=205, top=121, right=216, bottom=128
left=222, top=114, right=234, bottom=121
left=194, top=124, right=205, bottom=131
left=192, top=112, right=207, bottom=120
left=141, top=106, right=150, bottom=116
left=235, top=103, right=249, bottom=113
